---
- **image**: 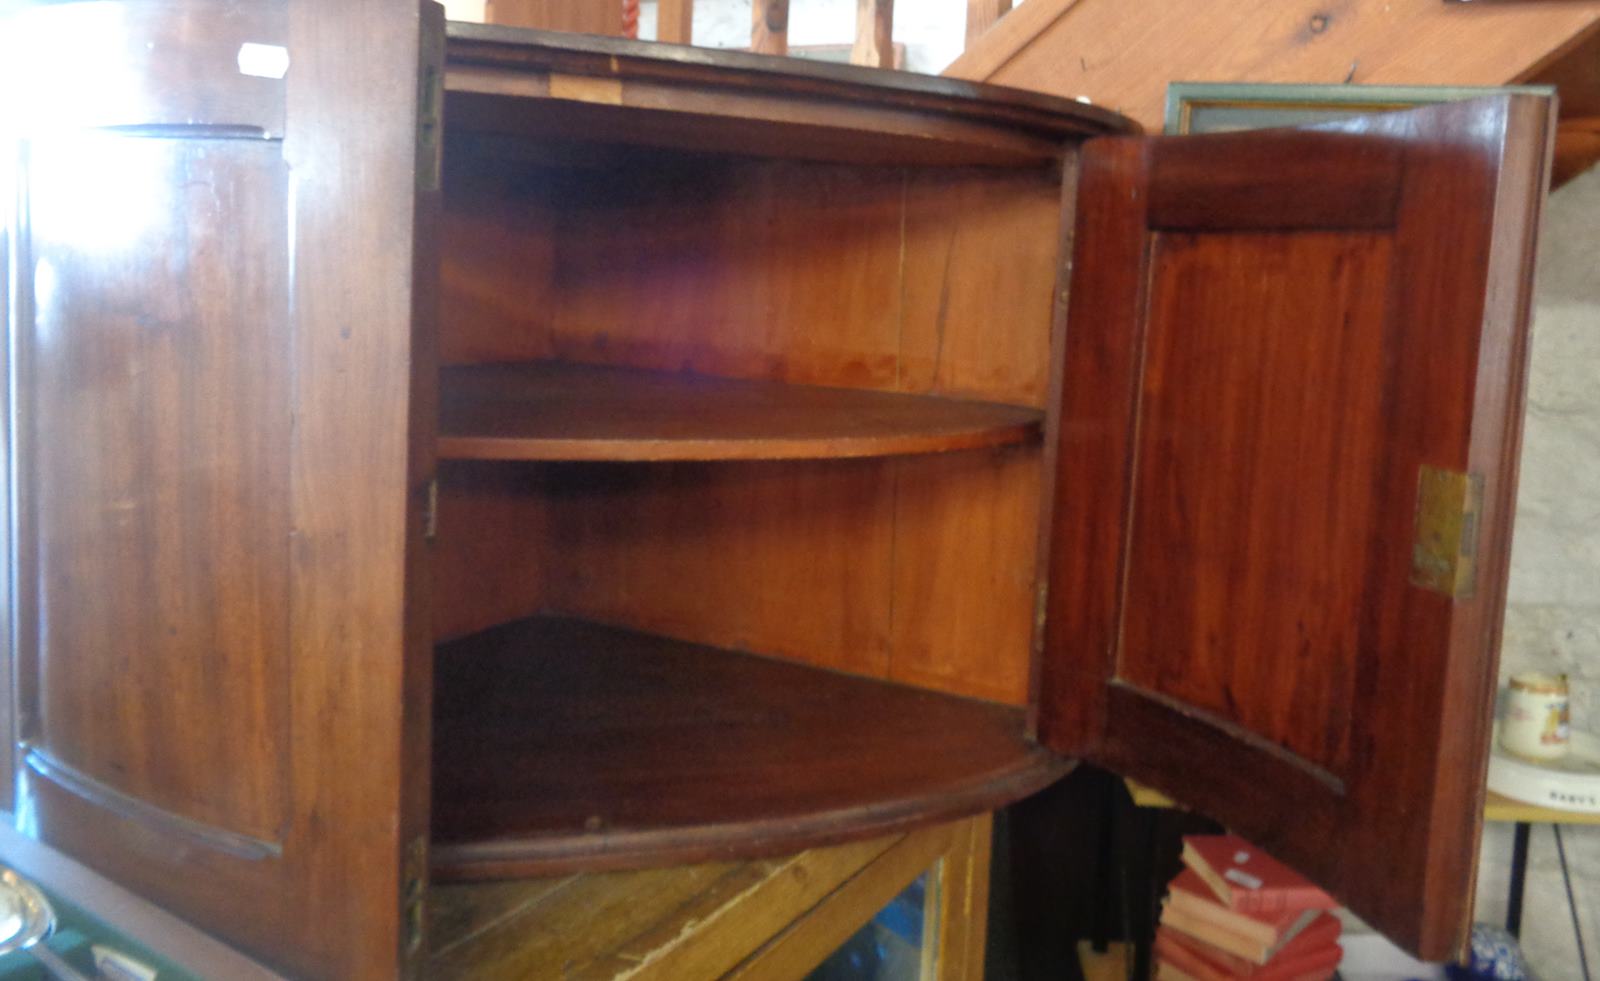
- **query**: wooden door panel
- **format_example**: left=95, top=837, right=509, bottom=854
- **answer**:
left=19, top=133, right=291, bottom=848
left=1122, top=230, right=1394, bottom=779
left=4, top=3, right=440, bottom=977
left=1040, top=95, right=1554, bottom=959
left=8, top=108, right=299, bottom=977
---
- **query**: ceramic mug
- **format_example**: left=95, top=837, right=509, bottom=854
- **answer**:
left=1502, top=672, right=1570, bottom=762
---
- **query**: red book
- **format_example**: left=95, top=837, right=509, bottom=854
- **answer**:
left=1157, top=960, right=1203, bottom=981
left=1167, top=870, right=1322, bottom=953
left=1158, top=876, right=1344, bottom=966
left=1157, top=957, right=1337, bottom=981
left=1181, top=835, right=1336, bottom=914
left=1157, top=917, right=1342, bottom=981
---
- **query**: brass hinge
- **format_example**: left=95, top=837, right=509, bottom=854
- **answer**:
left=1409, top=465, right=1483, bottom=599
left=415, top=19, right=444, bottom=192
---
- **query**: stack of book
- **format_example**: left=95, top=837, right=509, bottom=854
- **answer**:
left=1155, top=834, right=1344, bottom=981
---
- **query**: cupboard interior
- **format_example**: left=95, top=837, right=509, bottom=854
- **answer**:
left=429, top=124, right=1075, bottom=876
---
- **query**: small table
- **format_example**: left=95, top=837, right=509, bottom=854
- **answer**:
left=1484, top=789, right=1600, bottom=981
left=1126, top=781, right=1599, bottom=972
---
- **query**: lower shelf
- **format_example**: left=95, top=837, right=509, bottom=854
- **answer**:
left=431, top=615, right=1065, bottom=879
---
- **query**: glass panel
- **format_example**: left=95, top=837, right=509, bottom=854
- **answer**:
left=806, top=869, right=935, bottom=981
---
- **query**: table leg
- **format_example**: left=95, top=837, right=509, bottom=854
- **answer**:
left=1507, top=821, right=1531, bottom=938
left=1553, top=825, right=1591, bottom=981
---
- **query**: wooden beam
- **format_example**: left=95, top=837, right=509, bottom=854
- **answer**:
left=485, top=0, right=622, bottom=35
left=658, top=0, right=693, bottom=44
left=964, top=0, right=1012, bottom=50
left=850, top=0, right=894, bottom=68
left=1554, top=116, right=1600, bottom=188
left=751, top=0, right=788, bottom=56
left=1520, top=21, right=1600, bottom=117
left=945, top=0, right=1077, bottom=84
left=945, top=0, right=1600, bottom=131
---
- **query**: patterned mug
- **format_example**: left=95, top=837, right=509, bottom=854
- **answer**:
left=1502, top=672, right=1570, bottom=762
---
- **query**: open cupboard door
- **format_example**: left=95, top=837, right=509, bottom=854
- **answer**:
left=1039, top=94, right=1554, bottom=960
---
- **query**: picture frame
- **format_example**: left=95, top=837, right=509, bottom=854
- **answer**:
left=1164, top=82, right=1554, bottom=134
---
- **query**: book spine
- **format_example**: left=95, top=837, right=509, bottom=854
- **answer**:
left=1161, top=907, right=1270, bottom=963
left=1159, top=929, right=1255, bottom=976
left=1181, top=843, right=1234, bottom=905
left=1229, top=886, right=1332, bottom=915
left=1156, top=961, right=1203, bottom=981
left=1167, top=892, right=1276, bottom=945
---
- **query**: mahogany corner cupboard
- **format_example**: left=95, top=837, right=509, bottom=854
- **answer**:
left=0, top=3, right=1556, bottom=978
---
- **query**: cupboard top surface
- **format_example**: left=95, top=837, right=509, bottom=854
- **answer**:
left=444, top=22, right=1135, bottom=167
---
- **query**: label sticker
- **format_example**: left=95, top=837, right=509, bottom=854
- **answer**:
left=238, top=42, right=290, bottom=80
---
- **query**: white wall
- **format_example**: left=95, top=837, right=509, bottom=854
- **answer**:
left=441, top=0, right=487, bottom=22
left=1473, top=161, right=1600, bottom=981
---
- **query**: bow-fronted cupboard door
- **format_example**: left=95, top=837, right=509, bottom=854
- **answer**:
left=1, top=2, right=441, bottom=977
left=1039, top=94, right=1553, bottom=960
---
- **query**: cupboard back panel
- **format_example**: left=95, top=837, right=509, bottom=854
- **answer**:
left=440, top=153, right=556, bottom=366
left=439, top=150, right=1064, bottom=408
left=14, top=135, right=290, bottom=843
left=433, top=146, right=1062, bottom=705
left=888, top=449, right=1039, bottom=703
left=433, top=463, right=556, bottom=642
left=538, top=460, right=898, bottom=681
left=431, top=449, right=1039, bottom=705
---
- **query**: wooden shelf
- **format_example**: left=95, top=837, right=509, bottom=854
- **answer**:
left=438, top=362, right=1044, bottom=462
left=430, top=616, right=1065, bottom=878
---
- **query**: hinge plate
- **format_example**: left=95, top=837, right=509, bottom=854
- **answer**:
left=415, top=24, right=444, bottom=192
left=1409, top=465, right=1483, bottom=599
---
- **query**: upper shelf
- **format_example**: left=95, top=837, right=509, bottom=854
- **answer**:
left=438, top=362, right=1044, bottom=462
left=444, top=23, right=1136, bottom=168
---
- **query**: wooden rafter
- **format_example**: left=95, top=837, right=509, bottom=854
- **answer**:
left=965, top=0, right=1011, bottom=49
left=850, top=0, right=894, bottom=68
left=752, top=0, right=789, bottom=56
left=658, top=0, right=693, bottom=44
left=946, top=0, right=1600, bottom=132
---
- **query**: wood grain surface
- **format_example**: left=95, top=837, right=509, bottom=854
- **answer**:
left=431, top=813, right=993, bottom=980
left=5, top=0, right=287, bottom=135
left=445, top=21, right=1130, bottom=168
left=430, top=616, right=1065, bottom=877
left=439, top=362, right=1043, bottom=461
left=430, top=136, right=1072, bottom=705
left=946, top=0, right=1600, bottom=132
left=4, top=3, right=439, bottom=977
left=432, top=447, right=1042, bottom=705
left=431, top=835, right=897, bottom=979
left=1040, top=95, right=1554, bottom=959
